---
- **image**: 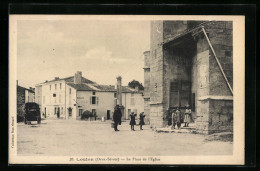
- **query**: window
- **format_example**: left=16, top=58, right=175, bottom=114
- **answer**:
left=79, top=109, right=83, bottom=116
left=60, top=83, right=62, bottom=89
left=69, top=88, right=71, bottom=94
left=90, top=96, right=99, bottom=105
left=59, top=94, right=61, bottom=103
left=92, top=96, right=96, bottom=104
left=114, top=93, right=117, bottom=98
left=55, top=84, right=57, bottom=90
left=92, top=92, right=96, bottom=95
left=53, top=93, right=56, bottom=97
left=50, top=85, right=51, bottom=90
left=61, top=107, right=63, bottom=114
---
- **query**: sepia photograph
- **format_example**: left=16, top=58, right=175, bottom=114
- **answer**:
left=9, top=15, right=245, bottom=165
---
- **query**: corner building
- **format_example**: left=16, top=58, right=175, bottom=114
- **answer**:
left=144, top=21, right=233, bottom=134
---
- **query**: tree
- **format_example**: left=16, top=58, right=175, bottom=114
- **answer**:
left=128, top=80, right=144, bottom=90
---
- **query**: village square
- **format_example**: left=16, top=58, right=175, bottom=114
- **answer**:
left=16, top=20, right=233, bottom=156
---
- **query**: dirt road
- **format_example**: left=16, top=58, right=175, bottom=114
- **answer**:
left=17, top=119, right=233, bottom=156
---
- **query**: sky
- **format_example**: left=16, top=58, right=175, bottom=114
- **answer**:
left=17, top=20, right=150, bottom=88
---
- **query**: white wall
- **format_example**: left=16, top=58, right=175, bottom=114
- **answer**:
left=76, top=91, right=115, bottom=120
left=122, top=92, right=144, bottom=119
left=40, top=80, right=67, bottom=119
left=66, top=85, right=77, bottom=119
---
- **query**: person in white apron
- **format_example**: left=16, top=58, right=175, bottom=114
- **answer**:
left=184, top=105, right=192, bottom=127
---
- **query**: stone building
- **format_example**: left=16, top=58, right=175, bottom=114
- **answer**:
left=35, top=71, right=144, bottom=120
left=144, top=21, right=233, bottom=134
left=17, top=81, right=35, bottom=121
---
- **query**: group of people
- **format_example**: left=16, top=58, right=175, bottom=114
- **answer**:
left=166, top=105, right=192, bottom=129
left=112, top=104, right=192, bottom=131
left=112, top=105, right=146, bottom=132
left=129, top=112, right=145, bottom=131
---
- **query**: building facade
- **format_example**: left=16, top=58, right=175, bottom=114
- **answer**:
left=17, top=82, right=35, bottom=120
left=35, top=71, right=144, bottom=120
left=144, top=21, right=233, bottom=134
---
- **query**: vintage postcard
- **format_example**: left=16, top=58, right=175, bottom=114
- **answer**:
left=9, top=15, right=245, bottom=165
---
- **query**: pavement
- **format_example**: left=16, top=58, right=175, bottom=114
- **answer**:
left=17, top=119, right=233, bottom=156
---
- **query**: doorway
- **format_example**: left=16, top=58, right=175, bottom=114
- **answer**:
left=44, top=107, right=46, bottom=118
left=57, top=107, right=60, bottom=118
left=107, top=110, right=110, bottom=120
left=170, top=81, right=191, bottom=108
left=68, top=108, right=72, bottom=118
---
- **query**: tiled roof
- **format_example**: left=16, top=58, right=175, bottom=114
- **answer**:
left=67, top=83, right=141, bottom=93
left=40, top=76, right=95, bottom=84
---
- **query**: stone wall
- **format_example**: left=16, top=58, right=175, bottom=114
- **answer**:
left=205, top=21, right=233, bottom=94
left=143, top=51, right=151, bottom=122
left=195, top=21, right=233, bottom=134
left=148, top=20, right=233, bottom=132
left=149, top=21, right=166, bottom=128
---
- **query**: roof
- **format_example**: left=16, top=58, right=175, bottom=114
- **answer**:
left=67, top=83, right=141, bottom=93
left=17, top=85, right=35, bottom=93
left=39, top=76, right=95, bottom=84
left=161, top=21, right=210, bottom=46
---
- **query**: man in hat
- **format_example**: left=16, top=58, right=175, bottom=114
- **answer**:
left=113, top=105, right=122, bottom=131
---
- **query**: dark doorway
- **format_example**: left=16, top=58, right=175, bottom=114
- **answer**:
left=44, top=107, right=46, bottom=118
left=68, top=108, right=72, bottom=118
left=107, top=110, right=110, bottom=120
left=57, top=107, right=60, bottom=118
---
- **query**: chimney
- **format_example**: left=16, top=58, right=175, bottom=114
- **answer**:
left=54, top=77, right=59, bottom=80
left=29, top=87, right=32, bottom=90
left=74, top=71, right=82, bottom=84
left=116, top=76, right=122, bottom=106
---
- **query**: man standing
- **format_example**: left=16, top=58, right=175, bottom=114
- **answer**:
left=113, top=105, right=122, bottom=131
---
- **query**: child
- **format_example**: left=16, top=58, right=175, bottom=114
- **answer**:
left=129, top=112, right=137, bottom=131
left=184, top=105, right=192, bottom=127
left=139, top=112, right=146, bottom=130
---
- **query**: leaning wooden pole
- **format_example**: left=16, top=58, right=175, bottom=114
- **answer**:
left=201, top=26, right=233, bottom=96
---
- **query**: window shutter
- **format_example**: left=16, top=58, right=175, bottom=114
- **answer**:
left=97, top=97, right=99, bottom=105
left=90, top=96, right=92, bottom=104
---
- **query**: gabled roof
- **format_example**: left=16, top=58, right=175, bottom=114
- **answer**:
left=67, top=83, right=141, bottom=93
left=39, top=76, right=95, bottom=84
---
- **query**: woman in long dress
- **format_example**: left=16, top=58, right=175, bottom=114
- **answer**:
left=184, top=105, right=192, bottom=127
